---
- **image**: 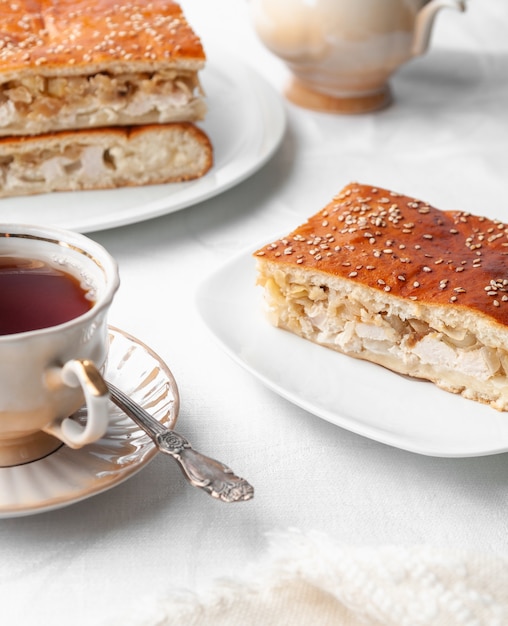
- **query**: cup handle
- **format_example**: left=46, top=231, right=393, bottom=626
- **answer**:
left=43, top=359, right=110, bottom=449
left=412, top=0, right=466, bottom=57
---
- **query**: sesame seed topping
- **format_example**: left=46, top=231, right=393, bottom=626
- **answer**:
left=256, top=184, right=508, bottom=322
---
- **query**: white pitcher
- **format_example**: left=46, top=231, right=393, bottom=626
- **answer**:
left=251, top=0, right=466, bottom=113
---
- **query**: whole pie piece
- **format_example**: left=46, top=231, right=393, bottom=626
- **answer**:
left=254, top=182, right=508, bottom=411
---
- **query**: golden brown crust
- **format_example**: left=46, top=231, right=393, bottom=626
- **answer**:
left=0, top=0, right=205, bottom=80
left=0, top=120, right=209, bottom=146
left=254, top=182, right=508, bottom=327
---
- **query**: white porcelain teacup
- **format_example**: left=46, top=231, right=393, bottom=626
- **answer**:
left=250, top=0, right=466, bottom=113
left=0, top=224, right=120, bottom=466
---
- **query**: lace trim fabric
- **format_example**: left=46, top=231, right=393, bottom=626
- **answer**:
left=119, top=529, right=508, bottom=626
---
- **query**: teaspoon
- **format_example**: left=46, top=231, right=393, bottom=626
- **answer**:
left=107, top=382, right=254, bottom=503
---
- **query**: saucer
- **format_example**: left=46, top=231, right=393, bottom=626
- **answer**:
left=0, top=327, right=179, bottom=518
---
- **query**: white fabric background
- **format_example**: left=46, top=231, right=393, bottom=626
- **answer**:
left=1, top=1, right=508, bottom=624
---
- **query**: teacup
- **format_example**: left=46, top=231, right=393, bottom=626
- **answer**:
left=250, top=0, right=466, bottom=113
left=0, top=224, right=120, bottom=466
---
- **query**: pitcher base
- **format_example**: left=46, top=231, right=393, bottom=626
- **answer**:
left=285, top=78, right=392, bottom=114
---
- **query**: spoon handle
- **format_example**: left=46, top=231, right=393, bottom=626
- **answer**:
left=107, top=382, right=254, bottom=503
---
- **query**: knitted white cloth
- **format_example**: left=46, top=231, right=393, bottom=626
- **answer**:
left=128, top=530, right=508, bottom=626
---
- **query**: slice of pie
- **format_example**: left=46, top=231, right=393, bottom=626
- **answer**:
left=0, top=122, right=212, bottom=196
left=0, top=0, right=207, bottom=136
left=254, top=182, right=508, bottom=411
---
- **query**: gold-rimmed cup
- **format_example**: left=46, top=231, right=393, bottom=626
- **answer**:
left=0, top=224, right=120, bottom=466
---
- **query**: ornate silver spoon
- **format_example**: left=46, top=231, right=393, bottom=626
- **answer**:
left=107, top=382, right=254, bottom=503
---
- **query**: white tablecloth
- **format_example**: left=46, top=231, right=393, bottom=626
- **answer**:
left=2, top=1, right=508, bottom=624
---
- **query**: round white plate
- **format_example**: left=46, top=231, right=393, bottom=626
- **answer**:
left=196, top=247, right=508, bottom=458
left=0, top=47, right=286, bottom=233
left=0, top=327, right=179, bottom=518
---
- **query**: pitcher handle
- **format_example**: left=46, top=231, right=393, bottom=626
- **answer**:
left=412, top=0, right=466, bottom=57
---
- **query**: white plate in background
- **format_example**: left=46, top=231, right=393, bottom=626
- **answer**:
left=0, top=49, right=286, bottom=233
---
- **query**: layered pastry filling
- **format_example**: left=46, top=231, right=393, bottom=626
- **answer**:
left=257, top=263, right=508, bottom=410
left=0, top=70, right=206, bottom=135
left=0, top=125, right=211, bottom=195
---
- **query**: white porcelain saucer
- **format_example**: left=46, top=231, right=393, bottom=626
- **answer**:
left=0, top=327, right=179, bottom=518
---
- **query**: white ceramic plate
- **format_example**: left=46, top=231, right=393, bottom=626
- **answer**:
left=196, top=246, right=508, bottom=458
left=0, top=48, right=286, bottom=233
left=0, top=327, right=179, bottom=518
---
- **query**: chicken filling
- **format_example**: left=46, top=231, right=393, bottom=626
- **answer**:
left=0, top=70, right=205, bottom=134
left=0, top=135, right=201, bottom=194
left=262, top=270, right=508, bottom=389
